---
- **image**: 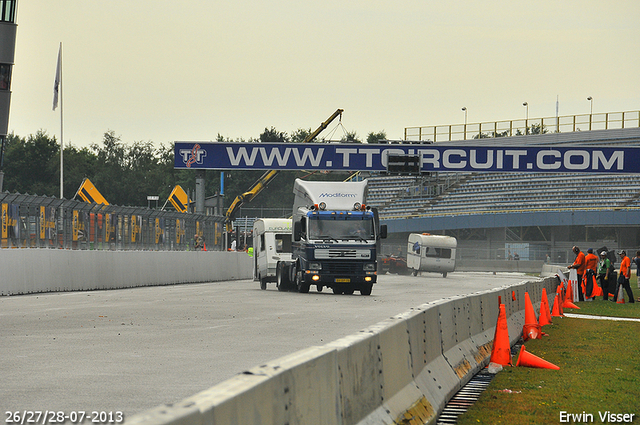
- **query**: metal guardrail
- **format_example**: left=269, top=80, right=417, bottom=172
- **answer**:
left=0, top=192, right=225, bottom=250
left=404, top=110, right=640, bottom=142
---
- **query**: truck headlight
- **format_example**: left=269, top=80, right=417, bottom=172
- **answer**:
left=308, top=262, right=322, bottom=271
left=363, top=263, right=375, bottom=271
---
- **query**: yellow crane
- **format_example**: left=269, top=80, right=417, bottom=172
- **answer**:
left=225, top=109, right=344, bottom=232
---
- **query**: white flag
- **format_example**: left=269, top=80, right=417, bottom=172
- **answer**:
left=53, top=43, right=61, bottom=111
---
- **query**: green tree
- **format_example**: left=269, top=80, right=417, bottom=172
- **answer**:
left=290, top=128, right=312, bottom=143
left=2, top=130, right=59, bottom=196
left=340, top=131, right=361, bottom=143
left=366, top=131, right=387, bottom=144
left=63, top=145, right=98, bottom=199
left=259, top=127, right=289, bottom=143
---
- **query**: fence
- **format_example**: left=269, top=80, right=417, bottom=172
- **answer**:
left=404, top=110, right=640, bottom=142
left=0, top=192, right=225, bottom=251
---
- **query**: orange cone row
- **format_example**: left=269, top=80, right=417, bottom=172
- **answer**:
left=488, top=288, right=562, bottom=371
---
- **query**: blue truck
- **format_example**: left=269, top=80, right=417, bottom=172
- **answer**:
left=276, top=178, right=387, bottom=296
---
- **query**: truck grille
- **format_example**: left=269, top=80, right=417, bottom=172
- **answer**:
left=323, top=262, right=361, bottom=274
left=315, top=249, right=371, bottom=259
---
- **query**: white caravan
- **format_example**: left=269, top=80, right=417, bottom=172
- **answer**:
left=406, top=233, right=457, bottom=277
left=253, top=218, right=293, bottom=290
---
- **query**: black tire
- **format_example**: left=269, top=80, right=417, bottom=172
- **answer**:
left=443, top=272, right=448, bottom=278
left=360, top=283, right=373, bottom=296
left=332, top=287, right=342, bottom=295
left=295, top=264, right=310, bottom=293
left=412, top=268, right=418, bottom=276
left=343, top=288, right=354, bottom=295
left=317, top=285, right=323, bottom=292
left=259, top=275, right=267, bottom=290
left=276, top=262, right=290, bottom=292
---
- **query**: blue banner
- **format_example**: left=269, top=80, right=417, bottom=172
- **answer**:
left=174, top=142, right=640, bottom=173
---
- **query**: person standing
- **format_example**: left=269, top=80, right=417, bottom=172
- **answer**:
left=615, top=250, right=635, bottom=303
left=632, top=250, right=640, bottom=290
left=568, top=246, right=586, bottom=301
left=583, top=248, right=601, bottom=300
left=597, top=251, right=611, bottom=301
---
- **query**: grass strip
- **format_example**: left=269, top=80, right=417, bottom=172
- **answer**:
left=457, top=299, right=640, bottom=424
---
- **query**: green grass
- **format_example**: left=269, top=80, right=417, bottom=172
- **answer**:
left=457, top=299, right=640, bottom=425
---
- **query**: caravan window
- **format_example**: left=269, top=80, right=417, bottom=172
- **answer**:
left=425, top=247, right=452, bottom=259
left=275, top=234, right=291, bottom=253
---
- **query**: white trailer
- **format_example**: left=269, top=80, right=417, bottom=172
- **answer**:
left=406, top=233, right=457, bottom=277
left=253, top=218, right=292, bottom=290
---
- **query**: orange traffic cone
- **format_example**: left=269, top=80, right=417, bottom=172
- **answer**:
left=566, top=280, right=574, bottom=303
left=516, top=345, right=560, bottom=370
left=489, top=304, right=512, bottom=367
left=522, top=292, right=541, bottom=341
left=512, top=291, right=516, bottom=302
left=539, top=288, right=552, bottom=326
left=203, top=243, right=207, bottom=251
left=616, top=285, right=625, bottom=304
left=551, top=293, right=564, bottom=317
left=562, top=298, right=580, bottom=309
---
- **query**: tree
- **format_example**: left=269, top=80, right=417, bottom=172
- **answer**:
left=2, top=131, right=59, bottom=196
left=340, top=131, right=361, bottom=143
left=366, top=131, right=387, bottom=144
left=62, top=145, right=98, bottom=199
left=290, top=128, right=312, bottom=143
left=259, top=127, right=289, bottom=143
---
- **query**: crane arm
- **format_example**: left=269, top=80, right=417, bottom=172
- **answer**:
left=225, top=170, right=278, bottom=231
left=302, top=109, right=343, bottom=143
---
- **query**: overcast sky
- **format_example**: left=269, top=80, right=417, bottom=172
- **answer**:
left=8, top=1, right=640, bottom=148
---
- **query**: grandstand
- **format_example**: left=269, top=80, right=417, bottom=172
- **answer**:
left=369, top=172, right=640, bottom=218
left=372, top=127, right=640, bottom=265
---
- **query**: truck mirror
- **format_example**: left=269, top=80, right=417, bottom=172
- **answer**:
left=379, top=224, right=387, bottom=239
left=294, top=220, right=302, bottom=241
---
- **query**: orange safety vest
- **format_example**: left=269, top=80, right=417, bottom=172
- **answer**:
left=584, top=253, right=598, bottom=272
left=620, top=256, right=631, bottom=279
left=572, top=252, right=586, bottom=275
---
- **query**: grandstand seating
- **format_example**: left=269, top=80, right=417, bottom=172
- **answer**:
left=368, top=172, right=640, bottom=219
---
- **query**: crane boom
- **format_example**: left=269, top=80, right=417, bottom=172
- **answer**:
left=225, top=109, right=344, bottom=232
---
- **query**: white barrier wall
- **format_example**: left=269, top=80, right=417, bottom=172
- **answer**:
left=0, top=250, right=253, bottom=295
left=127, top=276, right=559, bottom=425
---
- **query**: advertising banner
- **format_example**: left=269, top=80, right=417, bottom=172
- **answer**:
left=174, top=142, right=637, bottom=173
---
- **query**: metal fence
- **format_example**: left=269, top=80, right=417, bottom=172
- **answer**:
left=1, top=192, right=225, bottom=250
left=404, top=110, right=640, bottom=142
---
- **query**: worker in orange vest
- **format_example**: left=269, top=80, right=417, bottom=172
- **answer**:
left=582, top=248, right=602, bottom=300
left=614, top=250, right=635, bottom=303
left=568, top=246, right=586, bottom=301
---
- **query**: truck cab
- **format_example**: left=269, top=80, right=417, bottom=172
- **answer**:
left=277, top=179, right=386, bottom=296
left=253, top=218, right=292, bottom=290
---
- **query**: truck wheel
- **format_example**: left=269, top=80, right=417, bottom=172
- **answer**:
left=442, top=272, right=448, bottom=278
left=259, top=275, right=267, bottom=290
left=360, top=283, right=373, bottom=296
left=291, top=262, right=310, bottom=293
left=332, top=287, right=342, bottom=295
left=276, top=262, right=290, bottom=292
left=317, top=285, right=323, bottom=292
left=296, top=271, right=310, bottom=293
left=412, top=268, right=418, bottom=276
left=343, top=288, right=354, bottom=295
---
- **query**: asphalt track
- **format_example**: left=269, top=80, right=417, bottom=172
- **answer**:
left=0, top=272, right=532, bottom=420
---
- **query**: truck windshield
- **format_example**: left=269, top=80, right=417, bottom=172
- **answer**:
left=308, top=215, right=375, bottom=241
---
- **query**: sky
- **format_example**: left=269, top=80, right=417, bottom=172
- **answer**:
left=7, top=1, right=640, bottom=149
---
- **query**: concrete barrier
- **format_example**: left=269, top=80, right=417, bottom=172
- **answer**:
left=126, top=276, right=559, bottom=425
left=0, top=249, right=253, bottom=295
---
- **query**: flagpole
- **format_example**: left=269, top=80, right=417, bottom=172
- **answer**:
left=59, top=42, right=64, bottom=199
